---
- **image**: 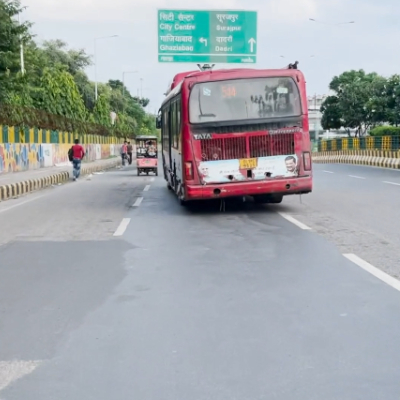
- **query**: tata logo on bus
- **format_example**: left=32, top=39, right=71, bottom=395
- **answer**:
left=193, top=133, right=212, bottom=140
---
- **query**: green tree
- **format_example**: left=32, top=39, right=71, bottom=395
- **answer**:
left=40, top=39, right=92, bottom=76
left=322, top=70, right=389, bottom=136
left=38, top=66, right=87, bottom=120
left=384, top=75, right=400, bottom=126
left=320, top=96, right=342, bottom=131
left=0, top=0, right=32, bottom=102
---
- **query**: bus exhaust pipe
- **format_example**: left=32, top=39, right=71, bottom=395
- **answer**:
left=214, top=188, right=221, bottom=196
left=285, top=184, right=291, bottom=190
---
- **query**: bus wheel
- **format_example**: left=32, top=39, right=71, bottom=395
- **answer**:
left=167, top=182, right=172, bottom=190
left=179, top=198, right=187, bottom=206
left=155, top=170, right=158, bottom=176
left=269, top=195, right=283, bottom=204
left=253, top=194, right=283, bottom=204
left=137, top=169, right=140, bottom=176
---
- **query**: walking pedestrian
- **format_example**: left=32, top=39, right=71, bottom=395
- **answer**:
left=69, top=139, right=85, bottom=181
left=127, top=141, right=133, bottom=165
left=120, top=141, right=128, bottom=166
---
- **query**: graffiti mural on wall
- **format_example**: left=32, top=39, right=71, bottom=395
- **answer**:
left=0, top=143, right=117, bottom=174
left=0, top=143, right=43, bottom=173
left=52, top=144, right=70, bottom=166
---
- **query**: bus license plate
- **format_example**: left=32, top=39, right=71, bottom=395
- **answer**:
left=239, top=158, right=257, bottom=169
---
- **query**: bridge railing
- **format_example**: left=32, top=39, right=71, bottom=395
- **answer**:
left=317, top=136, right=400, bottom=152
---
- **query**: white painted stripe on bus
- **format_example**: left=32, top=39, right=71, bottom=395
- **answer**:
left=344, top=254, right=400, bottom=292
left=278, top=213, right=311, bottom=230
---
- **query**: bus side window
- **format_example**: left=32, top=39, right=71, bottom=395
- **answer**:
left=171, top=101, right=177, bottom=149
left=177, top=99, right=181, bottom=152
left=163, top=107, right=169, bottom=150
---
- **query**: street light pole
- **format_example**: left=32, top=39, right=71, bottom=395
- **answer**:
left=309, top=18, right=355, bottom=25
left=18, top=13, right=25, bottom=75
left=94, top=35, right=118, bottom=101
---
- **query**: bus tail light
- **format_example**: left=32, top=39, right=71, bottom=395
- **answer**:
left=185, top=162, right=194, bottom=180
left=303, top=152, right=311, bottom=170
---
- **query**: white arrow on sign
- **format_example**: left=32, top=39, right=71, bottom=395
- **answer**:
left=248, top=38, right=256, bottom=53
left=199, top=37, right=208, bottom=46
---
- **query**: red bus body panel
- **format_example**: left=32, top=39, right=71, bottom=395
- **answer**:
left=161, top=68, right=312, bottom=202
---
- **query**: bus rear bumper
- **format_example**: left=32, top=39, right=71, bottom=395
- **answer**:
left=185, top=176, right=312, bottom=200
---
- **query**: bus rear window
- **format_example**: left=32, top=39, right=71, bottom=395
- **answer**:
left=189, top=77, right=302, bottom=124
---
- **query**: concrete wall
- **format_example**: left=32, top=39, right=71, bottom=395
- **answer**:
left=0, top=143, right=119, bottom=174
left=0, top=125, right=127, bottom=174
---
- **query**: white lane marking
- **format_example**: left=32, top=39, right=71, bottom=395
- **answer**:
left=113, top=218, right=131, bottom=236
left=0, top=360, right=42, bottom=392
left=143, top=185, right=150, bottom=191
left=0, top=195, right=45, bottom=214
left=278, top=212, right=311, bottom=230
left=150, top=177, right=155, bottom=182
left=348, top=175, right=365, bottom=179
left=344, top=254, right=400, bottom=292
left=132, top=197, right=143, bottom=207
left=323, top=170, right=334, bottom=174
left=383, top=181, right=400, bottom=186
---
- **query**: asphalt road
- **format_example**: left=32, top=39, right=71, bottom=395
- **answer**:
left=1, top=162, right=400, bottom=399
left=285, top=163, right=400, bottom=278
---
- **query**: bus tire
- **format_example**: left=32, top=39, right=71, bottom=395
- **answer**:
left=137, top=169, right=140, bottom=176
left=155, top=169, right=158, bottom=176
left=253, top=194, right=283, bottom=204
left=167, top=181, right=172, bottom=190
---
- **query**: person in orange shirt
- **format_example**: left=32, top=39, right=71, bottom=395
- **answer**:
left=120, top=141, right=128, bottom=166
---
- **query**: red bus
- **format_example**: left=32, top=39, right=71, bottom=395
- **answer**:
left=157, top=66, right=312, bottom=205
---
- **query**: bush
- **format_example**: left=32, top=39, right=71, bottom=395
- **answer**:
left=369, top=126, right=400, bottom=136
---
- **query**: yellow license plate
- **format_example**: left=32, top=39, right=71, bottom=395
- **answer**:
left=239, top=158, right=257, bottom=169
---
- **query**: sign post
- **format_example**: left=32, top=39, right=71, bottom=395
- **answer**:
left=158, top=10, right=257, bottom=64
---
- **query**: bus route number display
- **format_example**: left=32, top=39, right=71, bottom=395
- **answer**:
left=221, top=85, right=237, bottom=98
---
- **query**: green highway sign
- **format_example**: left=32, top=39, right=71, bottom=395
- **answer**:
left=157, top=9, right=257, bottom=64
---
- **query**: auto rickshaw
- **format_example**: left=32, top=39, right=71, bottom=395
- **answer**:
left=136, top=135, right=158, bottom=176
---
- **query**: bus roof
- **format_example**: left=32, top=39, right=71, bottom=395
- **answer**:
left=161, top=67, right=305, bottom=106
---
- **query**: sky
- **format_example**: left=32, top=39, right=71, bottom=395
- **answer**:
left=23, top=0, right=398, bottom=114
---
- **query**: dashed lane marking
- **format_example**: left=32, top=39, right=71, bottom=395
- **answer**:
left=132, top=197, right=143, bottom=207
left=323, top=170, right=334, bottom=174
left=344, top=254, right=400, bottom=292
left=113, top=218, right=131, bottom=236
left=383, top=181, right=400, bottom=186
left=349, top=175, right=365, bottom=179
left=278, top=212, right=311, bottom=230
left=144, top=185, right=150, bottom=191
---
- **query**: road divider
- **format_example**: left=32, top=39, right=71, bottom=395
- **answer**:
left=312, top=151, right=400, bottom=169
left=0, top=159, right=120, bottom=202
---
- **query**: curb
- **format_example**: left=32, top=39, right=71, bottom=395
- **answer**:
left=312, top=152, right=400, bottom=169
left=0, top=159, right=120, bottom=202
